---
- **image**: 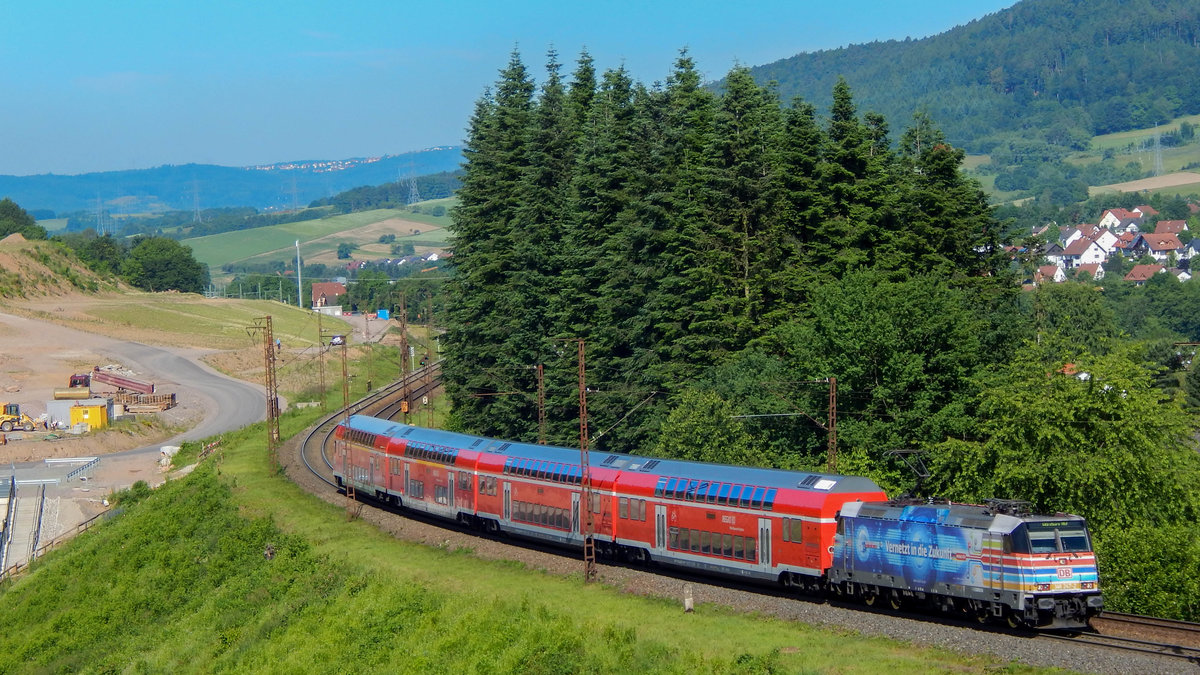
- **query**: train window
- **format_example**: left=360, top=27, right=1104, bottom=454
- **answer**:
left=551, top=464, right=562, bottom=482
left=750, top=487, right=765, bottom=509
left=619, top=497, right=629, bottom=519
left=740, top=487, right=754, bottom=508
left=728, top=485, right=743, bottom=506
left=705, top=483, right=719, bottom=503
left=1059, top=528, right=1091, bottom=552
left=685, top=480, right=699, bottom=500
left=638, top=499, right=647, bottom=521
left=733, top=536, right=744, bottom=560
left=669, top=527, right=679, bottom=549
left=676, top=528, right=688, bottom=551
left=746, top=537, right=756, bottom=563
left=700, top=531, right=711, bottom=554
left=665, top=477, right=679, bottom=498
left=763, top=489, right=777, bottom=510
left=591, top=493, right=602, bottom=514
left=655, top=478, right=667, bottom=498
left=723, top=534, right=733, bottom=558
left=781, top=518, right=791, bottom=543
left=717, top=483, right=731, bottom=505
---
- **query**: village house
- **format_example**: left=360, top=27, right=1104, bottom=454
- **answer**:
left=1123, top=264, right=1165, bottom=285
left=1098, top=207, right=1142, bottom=232
left=1035, top=265, right=1066, bottom=284
left=1130, top=232, right=1184, bottom=263
left=1077, top=263, right=1105, bottom=281
left=311, top=281, right=347, bottom=309
left=1154, top=219, right=1189, bottom=235
left=1061, top=237, right=1107, bottom=269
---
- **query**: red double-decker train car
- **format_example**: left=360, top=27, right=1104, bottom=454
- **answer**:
left=333, top=415, right=888, bottom=586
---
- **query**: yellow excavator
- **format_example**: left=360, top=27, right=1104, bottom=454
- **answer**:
left=1, top=403, right=36, bottom=432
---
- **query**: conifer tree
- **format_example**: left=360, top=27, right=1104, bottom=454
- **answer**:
left=444, top=49, right=537, bottom=438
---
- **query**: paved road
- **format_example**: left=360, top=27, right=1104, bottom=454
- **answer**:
left=6, top=338, right=268, bottom=473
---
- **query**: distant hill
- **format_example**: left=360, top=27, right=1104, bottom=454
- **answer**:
left=0, top=146, right=463, bottom=215
left=745, top=0, right=1200, bottom=152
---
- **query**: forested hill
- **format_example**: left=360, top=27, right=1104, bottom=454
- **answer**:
left=746, top=0, right=1200, bottom=151
left=0, top=146, right=463, bottom=214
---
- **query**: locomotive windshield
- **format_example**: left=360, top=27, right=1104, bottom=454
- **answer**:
left=1009, top=520, right=1092, bottom=554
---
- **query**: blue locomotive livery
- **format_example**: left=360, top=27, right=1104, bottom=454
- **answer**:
left=829, top=500, right=1103, bottom=628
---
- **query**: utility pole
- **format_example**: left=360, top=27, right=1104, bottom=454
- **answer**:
left=425, top=294, right=435, bottom=428
left=399, top=291, right=410, bottom=423
left=295, top=240, right=302, bottom=309
left=574, top=339, right=596, bottom=582
left=537, top=364, right=546, bottom=445
left=317, top=313, right=326, bottom=413
left=826, top=376, right=837, bottom=474
left=247, top=316, right=280, bottom=470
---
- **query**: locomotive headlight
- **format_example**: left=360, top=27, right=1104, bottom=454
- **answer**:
left=1036, top=583, right=1051, bottom=591
left=1081, top=581, right=1095, bottom=590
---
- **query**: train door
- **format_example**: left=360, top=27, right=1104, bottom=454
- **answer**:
left=403, top=463, right=410, bottom=498
left=655, top=505, right=668, bottom=555
left=448, top=472, right=455, bottom=509
left=503, top=481, right=511, bottom=521
left=758, top=517, right=773, bottom=571
left=571, top=493, right=580, bottom=535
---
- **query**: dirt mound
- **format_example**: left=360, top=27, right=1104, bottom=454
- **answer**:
left=1, top=232, right=27, bottom=244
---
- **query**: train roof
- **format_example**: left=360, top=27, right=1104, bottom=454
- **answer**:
left=345, top=415, right=882, bottom=495
left=842, top=500, right=1089, bottom=532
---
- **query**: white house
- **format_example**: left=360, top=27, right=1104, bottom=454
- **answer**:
left=1099, top=208, right=1141, bottom=232
left=1061, top=237, right=1107, bottom=269
left=1035, top=265, right=1066, bottom=284
left=1131, top=232, right=1184, bottom=263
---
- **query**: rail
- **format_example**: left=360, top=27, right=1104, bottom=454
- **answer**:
left=0, top=475, right=15, bottom=573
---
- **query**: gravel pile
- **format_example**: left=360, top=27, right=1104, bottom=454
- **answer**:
left=281, top=436, right=1189, bottom=674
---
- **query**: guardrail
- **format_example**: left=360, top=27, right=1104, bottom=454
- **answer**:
left=0, top=507, right=113, bottom=582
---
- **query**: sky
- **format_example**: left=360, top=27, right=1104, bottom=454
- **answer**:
left=0, top=0, right=1015, bottom=177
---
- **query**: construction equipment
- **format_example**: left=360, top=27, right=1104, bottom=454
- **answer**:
left=0, top=403, right=35, bottom=432
left=68, top=373, right=91, bottom=388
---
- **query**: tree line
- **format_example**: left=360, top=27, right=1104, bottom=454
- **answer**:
left=444, top=49, right=1200, bottom=619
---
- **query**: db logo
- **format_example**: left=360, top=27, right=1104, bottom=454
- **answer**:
left=1056, top=567, right=1073, bottom=579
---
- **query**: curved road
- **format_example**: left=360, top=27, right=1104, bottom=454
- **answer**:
left=104, top=341, right=267, bottom=453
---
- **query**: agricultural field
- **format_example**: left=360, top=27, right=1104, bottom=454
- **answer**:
left=184, top=201, right=455, bottom=284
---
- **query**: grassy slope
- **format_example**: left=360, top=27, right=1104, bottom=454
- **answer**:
left=0, top=409, right=1033, bottom=673
left=18, top=294, right=351, bottom=350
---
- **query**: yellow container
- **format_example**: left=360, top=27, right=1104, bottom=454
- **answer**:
left=69, top=403, right=108, bottom=430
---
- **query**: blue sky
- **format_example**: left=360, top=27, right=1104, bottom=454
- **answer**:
left=0, top=1, right=1014, bottom=176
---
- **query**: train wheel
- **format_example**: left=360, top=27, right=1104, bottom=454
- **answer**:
left=1005, top=610, right=1024, bottom=629
left=888, top=592, right=903, bottom=610
left=862, top=589, right=878, bottom=607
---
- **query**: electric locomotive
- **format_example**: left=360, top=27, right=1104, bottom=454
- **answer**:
left=829, top=500, right=1103, bottom=628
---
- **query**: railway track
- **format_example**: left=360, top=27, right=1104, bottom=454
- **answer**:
left=299, top=362, right=441, bottom=489
left=1041, top=630, right=1200, bottom=665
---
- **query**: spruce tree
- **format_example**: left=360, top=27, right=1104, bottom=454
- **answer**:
left=444, top=49, right=537, bottom=438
